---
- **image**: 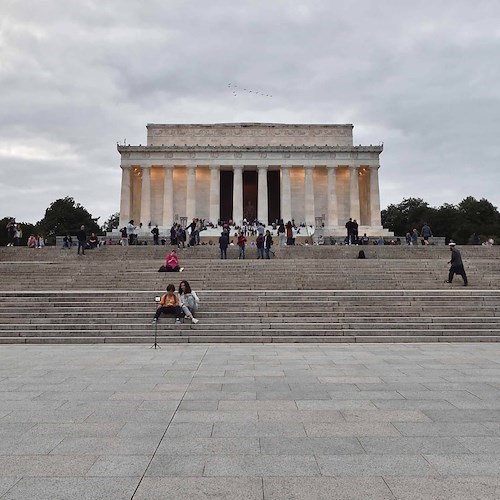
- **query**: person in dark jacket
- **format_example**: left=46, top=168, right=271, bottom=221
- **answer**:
left=446, top=242, right=468, bottom=286
left=264, top=230, right=273, bottom=259
left=219, top=232, right=229, bottom=259
left=76, top=225, right=86, bottom=255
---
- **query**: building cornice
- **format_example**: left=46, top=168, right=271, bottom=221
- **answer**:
left=117, top=145, right=383, bottom=154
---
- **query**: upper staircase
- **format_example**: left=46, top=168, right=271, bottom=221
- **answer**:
left=0, top=245, right=499, bottom=343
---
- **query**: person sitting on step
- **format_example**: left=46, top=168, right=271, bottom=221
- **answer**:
left=178, top=280, right=200, bottom=324
left=165, top=249, right=184, bottom=272
left=152, top=284, right=182, bottom=324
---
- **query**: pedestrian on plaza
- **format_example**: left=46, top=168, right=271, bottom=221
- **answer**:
left=120, top=227, right=128, bottom=246
left=278, top=220, right=286, bottom=246
left=127, top=220, right=137, bottom=245
left=14, top=224, right=23, bottom=246
left=237, top=232, right=247, bottom=259
left=264, top=229, right=273, bottom=259
left=446, top=242, right=468, bottom=286
left=421, top=223, right=433, bottom=243
left=6, top=218, right=16, bottom=246
left=352, top=219, right=359, bottom=244
left=152, top=284, right=182, bottom=324
left=256, top=233, right=265, bottom=259
left=345, top=218, right=354, bottom=245
left=77, top=225, right=86, bottom=255
left=285, top=221, right=294, bottom=246
left=151, top=225, right=160, bottom=245
left=219, top=231, right=229, bottom=259
left=411, top=228, right=419, bottom=246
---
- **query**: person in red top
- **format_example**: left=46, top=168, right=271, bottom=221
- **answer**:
left=237, top=232, right=247, bottom=259
left=165, top=249, right=184, bottom=272
left=152, top=284, right=182, bottom=324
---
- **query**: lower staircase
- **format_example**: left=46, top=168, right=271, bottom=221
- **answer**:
left=1, top=290, right=499, bottom=343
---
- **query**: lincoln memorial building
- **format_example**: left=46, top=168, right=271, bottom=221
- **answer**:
left=117, top=123, right=388, bottom=235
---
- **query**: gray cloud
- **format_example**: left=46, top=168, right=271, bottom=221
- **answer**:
left=1, top=0, right=499, bottom=223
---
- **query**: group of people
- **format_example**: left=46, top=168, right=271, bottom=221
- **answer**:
left=6, top=219, right=23, bottom=247
left=218, top=224, right=274, bottom=259
left=152, top=280, right=200, bottom=324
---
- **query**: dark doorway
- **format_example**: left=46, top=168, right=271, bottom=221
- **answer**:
left=219, top=170, right=233, bottom=223
left=243, top=170, right=257, bottom=222
left=267, top=170, right=281, bottom=224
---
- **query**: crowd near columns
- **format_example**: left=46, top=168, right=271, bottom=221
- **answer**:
left=119, top=163, right=380, bottom=228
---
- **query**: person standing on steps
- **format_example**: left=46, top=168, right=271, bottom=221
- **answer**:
left=264, top=229, right=273, bottom=259
left=219, top=231, right=229, bottom=259
left=77, top=225, right=86, bottom=255
left=151, top=225, right=159, bottom=245
left=446, top=242, right=468, bottom=286
left=421, top=222, right=433, bottom=244
left=237, top=232, right=247, bottom=259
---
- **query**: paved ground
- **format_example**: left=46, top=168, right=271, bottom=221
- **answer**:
left=0, top=343, right=499, bottom=499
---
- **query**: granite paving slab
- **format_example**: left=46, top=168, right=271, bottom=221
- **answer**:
left=0, top=344, right=498, bottom=499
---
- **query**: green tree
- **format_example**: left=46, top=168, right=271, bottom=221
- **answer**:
left=382, top=196, right=500, bottom=244
left=102, top=212, right=120, bottom=232
left=432, top=203, right=459, bottom=243
left=456, top=197, right=500, bottom=243
left=381, top=198, right=433, bottom=235
left=37, top=197, right=100, bottom=244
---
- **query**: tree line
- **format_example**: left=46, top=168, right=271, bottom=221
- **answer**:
left=1, top=195, right=499, bottom=246
left=381, top=197, right=500, bottom=244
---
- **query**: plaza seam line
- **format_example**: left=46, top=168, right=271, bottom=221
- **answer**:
left=129, top=345, right=209, bottom=500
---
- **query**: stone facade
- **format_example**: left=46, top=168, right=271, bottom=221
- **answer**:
left=117, top=123, right=388, bottom=235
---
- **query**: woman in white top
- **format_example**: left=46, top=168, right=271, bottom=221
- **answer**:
left=178, top=280, right=200, bottom=324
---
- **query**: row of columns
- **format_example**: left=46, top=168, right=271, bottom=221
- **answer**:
left=120, top=164, right=381, bottom=228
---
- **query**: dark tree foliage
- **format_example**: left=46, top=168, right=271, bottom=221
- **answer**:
left=382, top=197, right=500, bottom=244
left=102, top=212, right=120, bottom=232
left=36, top=197, right=100, bottom=244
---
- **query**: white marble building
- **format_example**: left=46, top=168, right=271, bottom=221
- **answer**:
left=117, top=123, right=390, bottom=235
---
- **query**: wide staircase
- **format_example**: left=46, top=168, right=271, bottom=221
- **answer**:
left=1, top=245, right=499, bottom=343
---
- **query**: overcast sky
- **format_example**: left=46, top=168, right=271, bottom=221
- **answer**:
left=1, top=0, right=500, bottom=224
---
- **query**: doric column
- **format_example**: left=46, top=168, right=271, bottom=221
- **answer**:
left=119, top=165, right=132, bottom=227
left=349, top=165, right=360, bottom=222
left=280, top=166, right=292, bottom=223
left=209, top=165, right=220, bottom=224
left=257, top=165, right=268, bottom=224
left=304, top=165, right=315, bottom=226
left=369, top=165, right=382, bottom=226
left=232, top=165, right=243, bottom=225
left=140, top=165, right=151, bottom=226
left=186, top=165, right=196, bottom=221
left=162, top=165, right=174, bottom=227
left=326, top=165, right=338, bottom=227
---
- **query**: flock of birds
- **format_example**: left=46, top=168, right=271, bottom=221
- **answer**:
left=228, top=83, right=272, bottom=98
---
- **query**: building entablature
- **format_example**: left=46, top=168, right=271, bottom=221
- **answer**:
left=118, top=145, right=383, bottom=166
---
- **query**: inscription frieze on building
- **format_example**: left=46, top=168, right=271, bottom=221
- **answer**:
left=147, top=123, right=354, bottom=147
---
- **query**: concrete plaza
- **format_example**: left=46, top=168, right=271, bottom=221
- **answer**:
left=0, top=343, right=499, bottom=499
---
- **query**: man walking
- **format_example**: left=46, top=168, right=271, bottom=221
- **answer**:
left=446, top=242, right=468, bottom=286
left=421, top=223, right=433, bottom=244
